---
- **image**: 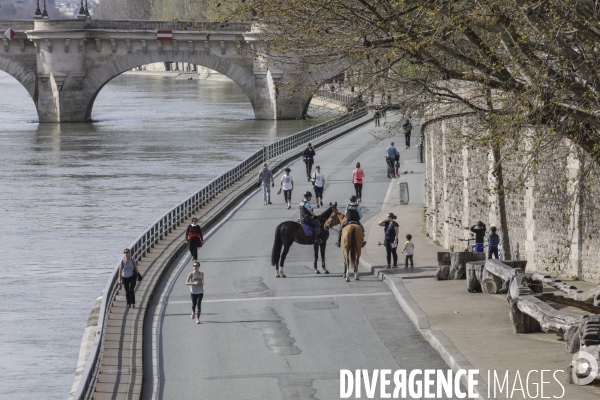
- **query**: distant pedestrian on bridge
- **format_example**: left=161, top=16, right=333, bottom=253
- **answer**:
left=302, top=143, right=316, bottom=181
left=119, top=248, right=140, bottom=308
left=374, top=110, right=382, bottom=127
left=186, top=218, right=204, bottom=262
left=280, top=168, right=294, bottom=209
left=186, top=261, right=204, bottom=324
left=385, top=142, right=399, bottom=178
left=352, top=162, right=364, bottom=203
left=258, top=163, right=274, bottom=205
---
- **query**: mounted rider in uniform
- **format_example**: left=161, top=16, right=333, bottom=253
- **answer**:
left=299, top=191, right=322, bottom=245
left=335, top=195, right=366, bottom=248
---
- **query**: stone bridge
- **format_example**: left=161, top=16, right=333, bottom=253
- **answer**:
left=0, top=18, right=321, bottom=122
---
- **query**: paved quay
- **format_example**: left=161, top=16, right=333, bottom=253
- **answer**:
left=145, top=117, right=463, bottom=399
left=359, top=130, right=600, bottom=399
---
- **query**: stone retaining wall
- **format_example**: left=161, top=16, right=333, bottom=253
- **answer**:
left=423, top=115, right=600, bottom=283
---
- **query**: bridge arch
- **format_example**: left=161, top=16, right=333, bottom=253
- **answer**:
left=83, top=50, right=258, bottom=121
left=0, top=57, right=37, bottom=103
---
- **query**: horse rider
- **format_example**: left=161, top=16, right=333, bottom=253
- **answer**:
left=335, top=195, right=367, bottom=248
left=299, top=191, right=322, bottom=245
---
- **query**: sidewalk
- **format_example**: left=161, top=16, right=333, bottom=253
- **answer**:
left=360, top=143, right=600, bottom=399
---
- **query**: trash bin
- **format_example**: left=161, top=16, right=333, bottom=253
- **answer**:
left=398, top=182, right=409, bottom=205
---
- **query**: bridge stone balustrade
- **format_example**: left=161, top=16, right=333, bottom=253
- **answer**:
left=0, top=18, right=326, bottom=122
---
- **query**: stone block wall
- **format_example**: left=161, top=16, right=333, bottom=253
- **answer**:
left=423, top=116, right=600, bottom=283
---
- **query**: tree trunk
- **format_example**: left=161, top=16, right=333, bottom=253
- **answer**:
left=491, top=144, right=512, bottom=260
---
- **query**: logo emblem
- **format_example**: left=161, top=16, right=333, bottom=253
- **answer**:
left=572, top=351, right=599, bottom=386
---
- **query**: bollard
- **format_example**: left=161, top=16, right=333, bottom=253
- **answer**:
left=416, top=143, right=424, bottom=163
left=398, top=182, right=409, bottom=204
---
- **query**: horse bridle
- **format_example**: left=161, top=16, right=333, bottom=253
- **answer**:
left=324, top=211, right=343, bottom=234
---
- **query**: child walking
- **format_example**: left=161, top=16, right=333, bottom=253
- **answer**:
left=402, top=234, right=415, bottom=269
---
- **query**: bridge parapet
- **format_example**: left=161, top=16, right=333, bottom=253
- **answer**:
left=0, top=19, right=35, bottom=31
left=84, top=20, right=252, bottom=32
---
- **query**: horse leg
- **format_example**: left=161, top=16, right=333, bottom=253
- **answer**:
left=313, top=243, right=320, bottom=274
left=321, top=242, right=329, bottom=274
left=279, top=244, right=290, bottom=277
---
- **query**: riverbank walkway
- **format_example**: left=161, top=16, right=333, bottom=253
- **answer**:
left=144, top=115, right=460, bottom=399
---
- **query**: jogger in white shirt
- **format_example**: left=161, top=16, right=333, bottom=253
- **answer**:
left=311, top=166, right=325, bottom=208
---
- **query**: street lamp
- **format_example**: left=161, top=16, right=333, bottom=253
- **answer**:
left=42, top=0, right=48, bottom=17
left=79, top=0, right=85, bottom=15
left=85, top=0, right=90, bottom=17
left=34, top=0, right=42, bottom=16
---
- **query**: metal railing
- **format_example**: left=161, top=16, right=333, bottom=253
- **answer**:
left=71, top=108, right=367, bottom=400
left=316, top=89, right=355, bottom=104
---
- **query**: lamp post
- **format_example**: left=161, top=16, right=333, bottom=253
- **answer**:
left=85, top=0, right=90, bottom=17
left=42, top=0, right=48, bottom=17
left=34, top=0, right=42, bottom=17
left=78, top=0, right=85, bottom=15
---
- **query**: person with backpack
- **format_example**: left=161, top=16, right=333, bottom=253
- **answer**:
left=488, top=226, right=501, bottom=259
left=119, top=248, right=140, bottom=309
left=402, top=119, right=413, bottom=149
left=185, top=218, right=204, bottom=262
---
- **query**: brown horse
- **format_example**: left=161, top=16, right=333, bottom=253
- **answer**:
left=324, top=211, right=365, bottom=281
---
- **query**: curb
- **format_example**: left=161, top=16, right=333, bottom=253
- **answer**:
left=359, top=258, right=494, bottom=400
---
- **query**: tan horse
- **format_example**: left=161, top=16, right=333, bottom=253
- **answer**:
left=324, top=212, right=364, bottom=282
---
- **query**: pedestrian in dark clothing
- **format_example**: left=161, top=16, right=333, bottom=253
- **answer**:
left=186, top=218, right=204, bottom=261
left=302, top=143, right=316, bottom=181
left=374, top=111, right=382, bottom=127
left=470, top=221, right=487, bottom=253
left=403, top=119, right=413, bottom=148
left=488, top=226, right=500, bottom=259
left=378, top=212, right=399, bottom=269
left=120, top=248, right=140, bottom=308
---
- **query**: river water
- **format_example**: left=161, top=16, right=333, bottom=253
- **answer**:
left=0, top=71, right=325, bottom=399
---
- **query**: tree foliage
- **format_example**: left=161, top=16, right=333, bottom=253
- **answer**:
left=204, top=0, right=600, bottom=167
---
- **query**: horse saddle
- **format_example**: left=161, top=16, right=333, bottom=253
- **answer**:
left=297, top=220, right=320, bottom=237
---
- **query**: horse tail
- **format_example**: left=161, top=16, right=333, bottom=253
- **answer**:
left=348, top=226, right=355, bottom=266
left=271, top=224, right=283, bottom=267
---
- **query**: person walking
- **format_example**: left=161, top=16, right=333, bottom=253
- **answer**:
left=186, top=261, right=204, bottom=324
left=311, top=166, right=325, bottom=207
left=374, top=110, right=382, bottom=127
left=402, top=234, right=415, bottom=269
left=185, top=218, right=204, bottom=262
left=352, top=162, right=364, bottom=202
left=385, top=142, right=399, bottom=178
left=302, top=143, right=316, bottom=181
left=280, top=168, right=294, bottom=209
left=488, top=226, right=500, bottom=259
left=299, top=191, right=321, bottom=244
left=119, top=248, right=140, bottom=308
left=258, top=162, right=274, bottom=205
left=335, top=195, right=366, bottom=248
left=378, top=213, right=399, bottom=268
left=470, top=221, right=487, bottom=253
left=403, top=119, right=413, bottom=149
